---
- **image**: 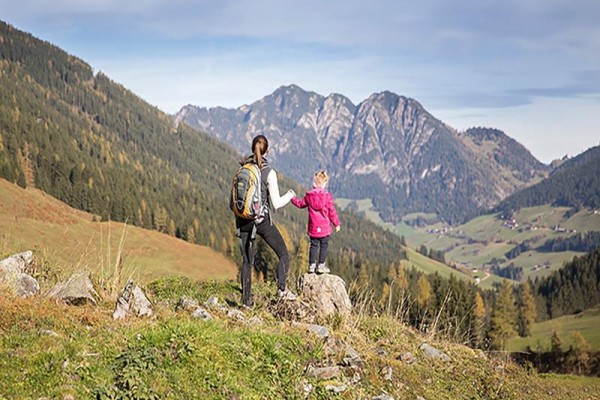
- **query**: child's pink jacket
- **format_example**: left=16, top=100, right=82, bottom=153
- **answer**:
left=291, top=188, right=341, bottom=238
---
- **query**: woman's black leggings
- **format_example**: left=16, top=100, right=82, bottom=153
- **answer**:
left=239, top=220, right=290, bottom=305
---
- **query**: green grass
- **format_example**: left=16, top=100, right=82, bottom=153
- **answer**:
left=563, top=209, right=600, bottom=232
left=509, top=305, right=600, bottom=352
left=0, top=292, right=315, bottom=399
left=510, top=250, right=583, bottom=280
left=2, top=277, right=600, bottom=399
left=401, top=212, right=438, bottom=223
left=403, top=247, right=471, bottom=281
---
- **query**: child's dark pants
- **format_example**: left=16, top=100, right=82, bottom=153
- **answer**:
left=309, top=235, right=329, bottom=264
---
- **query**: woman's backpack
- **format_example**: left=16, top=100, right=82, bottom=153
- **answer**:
left=230, top=162, right=263, bottom=220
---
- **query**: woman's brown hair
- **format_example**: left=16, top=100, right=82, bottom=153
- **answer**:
left=252, top=135, right=269, bottom=169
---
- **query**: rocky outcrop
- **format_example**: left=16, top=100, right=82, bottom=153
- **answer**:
left=0, top=251, right=40, bottom=297
left=299, top=273, right=352, bottom=318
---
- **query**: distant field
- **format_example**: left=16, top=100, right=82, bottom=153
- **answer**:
left=403, top=246, right=471, bottom=281
left=336, top=199, right=600, bottom=284
left=337, top=198, right=474, bottom=281
left=508, top=305, right=600, bottom=351
left=0, top=179, right=237, bottom=284
left=336, top=198, right=393, bottom=228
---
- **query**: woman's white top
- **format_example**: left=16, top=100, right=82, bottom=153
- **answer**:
left=266, top=169, right=293, bottom=210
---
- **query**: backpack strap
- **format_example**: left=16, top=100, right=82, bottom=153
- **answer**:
left=260, top=164, right=273, bottom=224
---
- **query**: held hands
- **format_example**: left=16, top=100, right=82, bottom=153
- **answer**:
left=287, top=189, right=296, bottom=198
left=335, top=225, right=341, bottom=232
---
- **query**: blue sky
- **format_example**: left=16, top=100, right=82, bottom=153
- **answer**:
left=2, top=0, right=599, bottom=163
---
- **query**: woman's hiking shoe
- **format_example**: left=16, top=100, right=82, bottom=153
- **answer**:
left=277, top=289, right=297, bottom=301
left=316, top=263, right=330, bottom=274
left=308, top=263, right=316, bottom=273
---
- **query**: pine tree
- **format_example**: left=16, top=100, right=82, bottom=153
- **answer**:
left=489, top=279, right=518, bottom=350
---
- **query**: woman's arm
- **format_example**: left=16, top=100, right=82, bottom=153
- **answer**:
left=267, top=169, right=294, bottom=209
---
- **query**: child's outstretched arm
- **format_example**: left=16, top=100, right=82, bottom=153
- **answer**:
left=327, top=194, right=341, bottom=228
left=291, top=195, right=308, bottom=209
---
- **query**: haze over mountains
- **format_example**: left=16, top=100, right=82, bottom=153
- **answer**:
left=176, top=85, right=549, bottom=224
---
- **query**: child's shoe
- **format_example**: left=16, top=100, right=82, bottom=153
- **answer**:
left=316, top=263, right=330, bottom=274
left=308, top=263, right=316, bottom=273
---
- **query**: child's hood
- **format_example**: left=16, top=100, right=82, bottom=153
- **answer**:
left=305, top=188, right=330, bottom=211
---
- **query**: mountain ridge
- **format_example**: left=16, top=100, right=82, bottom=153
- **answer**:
left=495, top=145, right=600, bottom=214
left=176, top=84, right=549, bottom=224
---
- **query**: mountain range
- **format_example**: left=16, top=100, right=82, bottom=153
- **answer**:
left=175, top=86, right=549, bottom=224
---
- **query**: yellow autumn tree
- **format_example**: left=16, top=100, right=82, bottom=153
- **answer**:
left=417, top=275, right=431, bottom=308
left=489, top=280, right=518, bottom=350
left=517, top=281, right=537, bottom=337
left=474, top=291, right=486, bottom=347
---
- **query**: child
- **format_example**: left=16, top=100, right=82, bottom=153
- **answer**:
left=291, top=170, right=341, bottom=274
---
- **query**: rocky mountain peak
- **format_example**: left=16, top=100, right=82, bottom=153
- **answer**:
left=175, top=85, right=549, bottom=223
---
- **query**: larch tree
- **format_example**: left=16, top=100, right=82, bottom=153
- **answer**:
left=473, top=291, right=486, bottom=347
left=417, top=274, right=431, bottom=309
left=489, top=279, right=518, bottom=350
left=517, top=280, right=537, bottom=337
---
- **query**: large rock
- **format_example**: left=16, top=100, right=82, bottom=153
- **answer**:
left=0, top=250, right=34, bottom=273
left=47, top=272, right=100, bottom=306
left=113, top=280, right=154, bottom=319
left=0, top=251, right=39, bottom=297
left=0, top=271, right=40, bottom=297
left=299, top=274, right=352, bottom=318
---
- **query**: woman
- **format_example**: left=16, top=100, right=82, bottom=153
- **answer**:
left=236, top=135, right=296, bottom=307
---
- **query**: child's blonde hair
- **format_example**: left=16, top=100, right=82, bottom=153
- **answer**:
left=313, top=170, right=329, bottom=189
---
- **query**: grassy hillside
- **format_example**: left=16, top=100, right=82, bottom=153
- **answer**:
left=0, top=178, right=236, bottom=283
left=403, top=247, right=468, bottom=280
left=1, top=277, right=600, bottom=399
left=509, top=305, right=600, bottom=352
